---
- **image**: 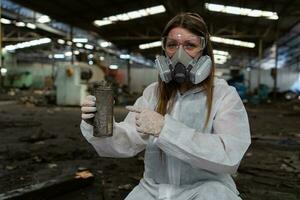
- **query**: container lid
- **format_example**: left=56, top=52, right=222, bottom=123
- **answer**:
left=93, top=80, right=112, bottom=89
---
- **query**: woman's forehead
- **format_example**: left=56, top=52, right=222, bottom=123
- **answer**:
left=168, top=27, right=198, bottom=40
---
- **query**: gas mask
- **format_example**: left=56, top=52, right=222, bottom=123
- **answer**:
left=155, top=46, right=212, bottom=84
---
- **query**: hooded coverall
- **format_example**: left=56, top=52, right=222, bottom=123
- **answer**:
left=80, top=78, right=251, bottom=200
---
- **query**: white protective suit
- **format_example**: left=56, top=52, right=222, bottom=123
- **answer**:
left=80, top=78, right=251, bottom=200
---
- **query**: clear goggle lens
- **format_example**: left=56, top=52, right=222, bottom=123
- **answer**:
left=162, top=35, right=206, bottom=53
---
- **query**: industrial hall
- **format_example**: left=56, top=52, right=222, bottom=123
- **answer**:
left=0, top=0, right=299, bottom=199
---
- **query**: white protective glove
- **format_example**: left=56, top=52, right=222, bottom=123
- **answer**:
left=126, top=106, right=165, bottom=137
left=81, top=95, right=97, bottom=125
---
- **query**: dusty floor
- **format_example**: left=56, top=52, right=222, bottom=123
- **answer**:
left=0, top=99, right=299, bottom=200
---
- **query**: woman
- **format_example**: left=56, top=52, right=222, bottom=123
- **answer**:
left=80, top=13, right=251, bottom=200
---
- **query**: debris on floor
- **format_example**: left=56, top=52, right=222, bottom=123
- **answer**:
left=0, top=101, right=299, bottom=200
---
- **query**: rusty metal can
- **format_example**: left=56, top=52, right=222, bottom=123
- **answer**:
left=92, top=81, right=113, bottom=137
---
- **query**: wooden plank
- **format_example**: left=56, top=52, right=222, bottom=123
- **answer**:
left=0, top=170, right=94, bottom=200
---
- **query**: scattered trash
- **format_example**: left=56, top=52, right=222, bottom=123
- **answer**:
left=280, top=163, right=295, bottom=172
left=130, top=175, right=142, bottom=181
left=5, top=165, right=16, bottom=170
left=48, top=163, right=58, bottom=169
left=77, top=167, right=89, bottom=172
left=0, top=169, right=94, bottom=199
left=19, top=128, right=57, bottom=143
left=75, top=170, right=94, bottom=179
left=54, top=107, right=61, bottom=112
left=46, top=109, right=55, bottom=114
left=137, top=156, right=144, bottom=161
left=294, top=133, right=300, bottom=138
left=34, top=141, right=45, bottom=145
left=0, top=120, right=41, bottom=128
left=246, top=152, right=253, bottom=157
left=118, top=184, right=132, bottom=190
left=32, top=156, right=43, bottom=163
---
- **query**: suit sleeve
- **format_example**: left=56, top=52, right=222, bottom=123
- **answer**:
left=156, top=87, right=251, bottom=174
left=80, top=83, right=158, bottom=158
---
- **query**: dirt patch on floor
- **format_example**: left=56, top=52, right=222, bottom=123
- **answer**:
left=0, top=100, right=299, bottom=199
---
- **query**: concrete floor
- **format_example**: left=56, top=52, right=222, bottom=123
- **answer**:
left=0, top=100, right=299, bottom=199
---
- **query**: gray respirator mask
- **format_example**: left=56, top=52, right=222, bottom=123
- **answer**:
left=155, top=46, right=212, bottom=84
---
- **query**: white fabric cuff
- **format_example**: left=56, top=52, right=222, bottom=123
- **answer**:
left=80, top=120, right=94, bottom=141
left=158, top=114, right=188, bottom=144
left=81, top=120, right=93, bottom=130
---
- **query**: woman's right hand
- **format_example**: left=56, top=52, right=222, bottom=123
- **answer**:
left=81, top=95, right=97, bottom=125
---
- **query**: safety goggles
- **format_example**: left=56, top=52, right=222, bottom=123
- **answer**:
left=162, top=35, right=206, bottom=54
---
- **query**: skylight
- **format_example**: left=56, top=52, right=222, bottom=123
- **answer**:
left=4, top=38, right=51, bottom=51
left=94, top=5, right=166, bottom=27
left=139, top=41, right=162, bottom=49
left=205, top=3, right=278, bottom=20
left=210, top=36, right=255, bottom=48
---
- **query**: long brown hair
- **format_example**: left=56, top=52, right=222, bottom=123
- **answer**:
left=156, top=13, right=215, bottom=127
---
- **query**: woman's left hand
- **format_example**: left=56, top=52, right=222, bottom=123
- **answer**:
left=126, top=106, right=165, bottom=137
